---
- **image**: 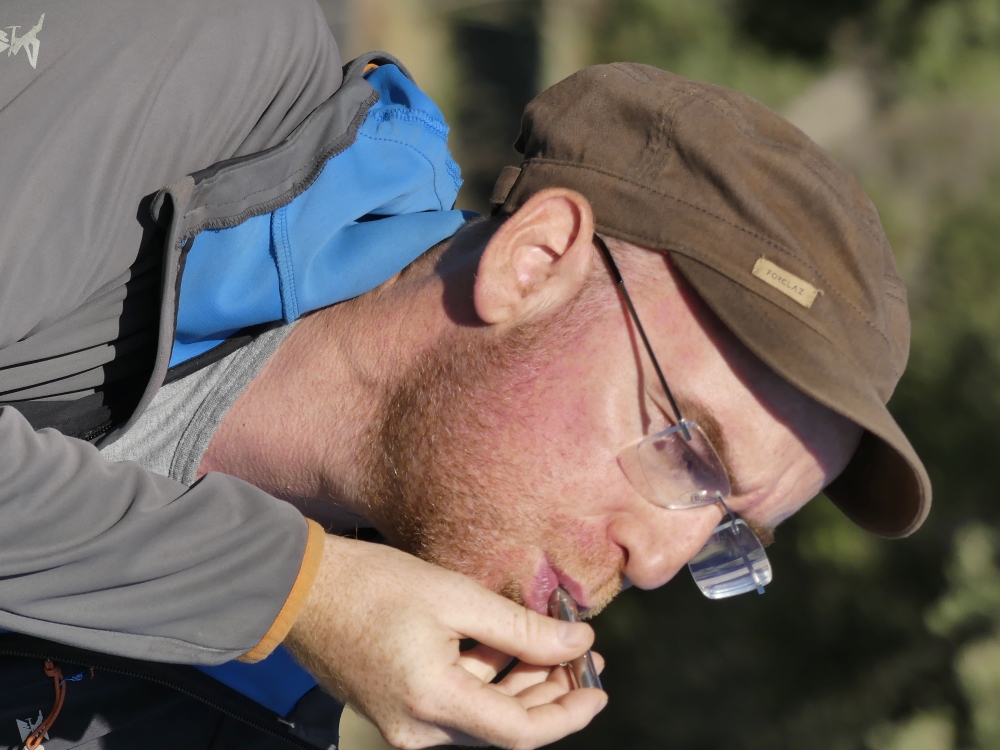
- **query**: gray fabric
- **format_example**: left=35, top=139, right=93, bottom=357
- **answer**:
left=0, top=0, right=344, bottom=405
left=0, top=0, right=363, bottom=664
left=0, top=405, right=308, bottom=664
left=101, top=325, right=295, bottom=485
left=134, top=51, right=385, bottom=448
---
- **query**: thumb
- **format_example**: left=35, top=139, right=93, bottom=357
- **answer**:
left=451, top=587, right=595, bottom=667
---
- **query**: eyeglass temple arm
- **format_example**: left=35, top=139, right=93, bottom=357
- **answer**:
left=593, top=234, right=687, bottom=432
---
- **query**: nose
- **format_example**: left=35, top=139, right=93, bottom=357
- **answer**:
left=609, top=501, right=724, bottom=590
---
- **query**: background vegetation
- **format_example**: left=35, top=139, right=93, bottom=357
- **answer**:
left=328, top=1, right=1000, bottom=747
left=566, top=2, right=1000, bottom=748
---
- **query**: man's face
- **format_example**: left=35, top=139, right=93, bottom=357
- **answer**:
left=363, top=242, right=863, bottom=616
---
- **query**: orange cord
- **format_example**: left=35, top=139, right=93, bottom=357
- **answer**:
left=24, top=661, right=66, bottom=750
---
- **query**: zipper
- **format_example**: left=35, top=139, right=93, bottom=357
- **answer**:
left=0, top=636, right=316, bottom=749
left=78, top=419, right=113, bottom=442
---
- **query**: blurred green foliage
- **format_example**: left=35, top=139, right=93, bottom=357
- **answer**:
left=449, top=0, right=542, bottom=211
left=545, top=1, right=1000, bottom=748
left=591, top=0, right=820, bottom=110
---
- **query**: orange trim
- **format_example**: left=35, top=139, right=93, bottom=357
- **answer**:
left=239, top=519, right=326, bottom=663
left=363, top=62, right=380, bottom=75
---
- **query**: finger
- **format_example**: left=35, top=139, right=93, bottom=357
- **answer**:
left=456, top=644, right=512, bottom=683
left=512, top=679, right=573, bottom=710
left=435, top=669, right=607, bottom=750
left=492, top=662, right=557, bottom=696
left=450, top=589, right=594, bottom=667
left=591, top=650, right=605, bottom=674
left=494, top=649, right=603, bottom=697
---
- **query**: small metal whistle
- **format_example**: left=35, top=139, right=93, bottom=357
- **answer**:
left=547, top=587, right=602, bottom=690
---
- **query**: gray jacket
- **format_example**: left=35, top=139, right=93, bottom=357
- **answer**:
left=0, top=0, right=385, bottom=665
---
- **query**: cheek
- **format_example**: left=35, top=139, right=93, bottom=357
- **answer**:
left=482, top=346, right=641, bottom=515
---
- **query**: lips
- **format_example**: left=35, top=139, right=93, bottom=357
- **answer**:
left=550, top=565, right=590, bottom=613
left=522, top=557, right=590, bottom=615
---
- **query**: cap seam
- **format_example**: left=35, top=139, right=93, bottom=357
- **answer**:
left=681, top=90, right=753, bottom=136
left=680, top=251, right=899, bottom=435
left=676, top=91, right=886, bottom=250
left=746, top=138, right=886, bottom=250
left=516, top=157, right=897, bottom=374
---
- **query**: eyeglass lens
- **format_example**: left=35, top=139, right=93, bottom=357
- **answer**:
left=636, top=420, right=732, bottom=509
left=594, top=234, right=771, bottom=599
left=634, top=420, right=773, bottom=598
left=687, top=517, right=772, bottom=599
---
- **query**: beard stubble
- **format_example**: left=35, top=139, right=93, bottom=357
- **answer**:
left=359, top=287, right=624, bottom=614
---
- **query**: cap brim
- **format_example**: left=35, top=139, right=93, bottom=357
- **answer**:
left=668, top=253, right=931, bottom=538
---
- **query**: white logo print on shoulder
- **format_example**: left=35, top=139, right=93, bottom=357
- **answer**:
left=0, top=13, right=44, bottom=70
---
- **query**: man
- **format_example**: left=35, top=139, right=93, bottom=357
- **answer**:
left=0, top=0, right=930, bottom=748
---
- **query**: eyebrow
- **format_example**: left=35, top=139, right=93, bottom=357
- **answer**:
left=677, top=398, right=748, bottom=498
left=679, top=401, right=778, bottom=546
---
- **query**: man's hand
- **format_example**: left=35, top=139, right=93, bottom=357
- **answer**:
left=284, top=536, right=608, bottom=750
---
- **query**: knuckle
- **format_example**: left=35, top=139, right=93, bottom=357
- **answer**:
left=403, top=689, right=439, bottom=723
left=516, top=608, right=541, bottom=650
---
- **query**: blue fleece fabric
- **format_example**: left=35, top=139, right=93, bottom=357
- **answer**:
left=183, top=66, right=474, bottom=716
left=171, top=64, right=471, bottom=366
left=197, top=645, right=318, bottom=717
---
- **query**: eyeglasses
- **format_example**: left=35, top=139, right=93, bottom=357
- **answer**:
left=594, top=235, right=772, bottom=600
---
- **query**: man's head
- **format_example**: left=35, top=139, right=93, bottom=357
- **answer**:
left=361, top=186, right=866, bottom=615
left=333, top=62, right=929, bottom=616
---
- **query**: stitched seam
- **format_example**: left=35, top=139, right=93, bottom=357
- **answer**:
left=678, top=91, right=886, bottom=248
left=186, top=153, right=332, bottom=214
left=184, top=91, right=379, bottom=216
left=525, top=158, right=895, bottom=361
left=683, top=90, right=751, bottom=133
left=271, top=208, right=299, bottom=322
left=668, top=248, right=872, bottom=378
left=358, top=131, right=447, bottom=210
left=368, top=106, right=450, bottom=141
left=757, top=140, right=885, bottom=248
left=173, top=94, right=377, bottom=244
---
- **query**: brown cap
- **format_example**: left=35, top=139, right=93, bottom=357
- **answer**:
left=491, top=63, right=930, bottom=537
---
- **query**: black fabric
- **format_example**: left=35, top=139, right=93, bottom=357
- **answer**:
left=0, top=398, right=111, bottom=442
left=163, top=323, right=282, bottom=386
left=0, top=635, right=343, bottom=750
left=0, top=222, right=163, bottom=440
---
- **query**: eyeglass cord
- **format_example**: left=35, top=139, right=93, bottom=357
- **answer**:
left=593, top=234, right=691, bottom=441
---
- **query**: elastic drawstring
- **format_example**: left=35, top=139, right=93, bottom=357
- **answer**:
left=23, top=661, right=66, bottom=750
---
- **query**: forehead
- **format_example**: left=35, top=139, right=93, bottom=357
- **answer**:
left=609, top=240, right=851, bottom=520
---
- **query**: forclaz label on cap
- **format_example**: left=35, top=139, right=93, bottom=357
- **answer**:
left=751, top=257, right=821, bottom=308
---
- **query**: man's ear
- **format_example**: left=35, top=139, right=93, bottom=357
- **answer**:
left=474, top=188, right=596, bottom=326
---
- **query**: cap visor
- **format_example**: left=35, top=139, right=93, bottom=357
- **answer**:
left=669, top=252, right=931, bottom=538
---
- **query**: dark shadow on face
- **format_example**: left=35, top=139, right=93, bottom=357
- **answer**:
left=595, top=244, right=654, bottom=436
left=432, top=217, right=505, bottom=328
left=655, top=250, right=851, bottom=480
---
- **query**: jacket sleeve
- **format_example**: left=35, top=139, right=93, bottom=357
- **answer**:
left=0, top=406, right=325, bottom=665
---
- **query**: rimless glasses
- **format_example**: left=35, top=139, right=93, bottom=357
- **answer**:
left=594, top=235, right=772, bottom=600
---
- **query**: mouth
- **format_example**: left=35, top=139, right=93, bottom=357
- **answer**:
left=522, top=556, right=591, bottom=615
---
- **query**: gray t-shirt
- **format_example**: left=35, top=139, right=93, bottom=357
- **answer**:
left=101, top=325, right=294, bottom=483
